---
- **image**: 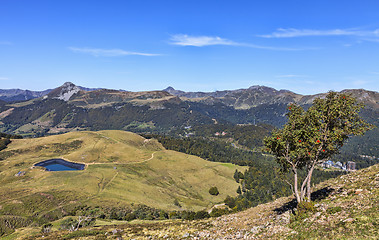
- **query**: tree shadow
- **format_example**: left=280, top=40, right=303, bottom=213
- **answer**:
left=274, top=186, right=335, bottom=214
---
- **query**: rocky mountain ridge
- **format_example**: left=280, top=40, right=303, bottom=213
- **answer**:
left=0, top=82, right=377, bottom=137
left=2, top=83, right=378, bottom=109
left=0, top=83, right=100, bottom=102
left=164, top=86, right=379, bottom=110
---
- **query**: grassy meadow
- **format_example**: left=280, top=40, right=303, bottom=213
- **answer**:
left=0, top=130, right=245, bottom=228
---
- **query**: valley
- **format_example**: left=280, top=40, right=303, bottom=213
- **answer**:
left=0, top=83, right=377, bottom=239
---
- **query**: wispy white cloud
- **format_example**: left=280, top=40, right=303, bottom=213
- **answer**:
left=242, top=43, right=312, bottom=51
left=0, top=77, right=9, bottom=80
left=170, top=34, right=237, bottom=47
left=170, top=34, right=311, bottom=51
left=68, top=47, right=160, bottom=57
left=259, top=28, right=379, bottom=38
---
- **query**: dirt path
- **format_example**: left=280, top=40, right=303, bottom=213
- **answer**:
left=86, top=151, right=158, bottom=166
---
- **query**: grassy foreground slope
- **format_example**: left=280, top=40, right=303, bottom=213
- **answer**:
left=14, top=164, right=377, bottom=240
left=0, top=130, right=244, bottom=221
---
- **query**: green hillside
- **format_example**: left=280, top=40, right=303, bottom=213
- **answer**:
left=0, top=130, right=245, bottom=236
left=14, top=164, right=376, bottom=240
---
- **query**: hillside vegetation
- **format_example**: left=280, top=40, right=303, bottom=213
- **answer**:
left=0, top=130, right=244, bottom=237
left=12, top=164, right=377, bottom=239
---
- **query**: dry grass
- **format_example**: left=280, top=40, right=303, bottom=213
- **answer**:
left=0, top=130, right=245, bottom=218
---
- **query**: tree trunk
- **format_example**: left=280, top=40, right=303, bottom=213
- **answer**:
left=306, top=164, right=316, bottom=201
left=300, top=168, right=310, bottom=202
left=292, top=167, right=301, bottom=203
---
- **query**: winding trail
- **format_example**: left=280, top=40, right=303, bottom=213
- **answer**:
left=88, top=151, right=158, bottom=194
left=99, top=172, right=119, bottom=193
left=86, top=151, right=158, bottom=166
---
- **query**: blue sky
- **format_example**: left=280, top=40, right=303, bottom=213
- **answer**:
left=1, top=0, right=379, bottom=94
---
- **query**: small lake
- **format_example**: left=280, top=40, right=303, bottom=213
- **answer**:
left=34, top=159, right=85, bottom=171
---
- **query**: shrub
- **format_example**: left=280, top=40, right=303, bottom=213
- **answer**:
left=297, top=201, right=316, bottom=214
left=60, top=217, right=77, bottom=231
left=326, top=206, right=342, bottom=214
left=210, top=207, right=230, bottom=217
left=124, top=213, right=136, bottom=221
left=173, top=199, right=181, bottom=208
left=209, top=186, right=219, bottom=196
left=194, top=210, right=210, bottom=219
left=224, top=195, right=236, bottom=208
left=236, top=186, right=242, bottom=194
left=290, top=201, right=316, bottom=223
left=41, top=223, right=53, bottom=233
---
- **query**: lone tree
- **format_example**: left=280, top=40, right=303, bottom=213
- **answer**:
left=264, top=91, right=374, bottom=204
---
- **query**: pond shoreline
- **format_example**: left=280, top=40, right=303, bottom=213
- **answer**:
left=34, top=158, right=85, bottom=171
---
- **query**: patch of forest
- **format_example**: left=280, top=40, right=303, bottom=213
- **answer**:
left=143, top=134, right=345, bottom=212
left=186, top=123, right=274, bottom=149
left=0, top=132, right=22, bottom=151
left=330, top=127, right=379, bottom=169
left=143, top=134, right=268, bottom=166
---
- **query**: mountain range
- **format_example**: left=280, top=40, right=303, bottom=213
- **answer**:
left=0, top=82, right=377, bottom=137
left=0, top=83, right=100, bottom=102
left=2, top=83, right=378, bottom=109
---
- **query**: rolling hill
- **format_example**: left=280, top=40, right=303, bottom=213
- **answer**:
left=6, top=163, right=378, bottom=239
left=0, top=130, right=245, bottom=236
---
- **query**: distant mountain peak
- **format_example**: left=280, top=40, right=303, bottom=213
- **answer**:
left=62, top=82, right=76, bottom=88
left=48, top=82, right=81, bottom=101
left=164, top=86, right=176, bottom=91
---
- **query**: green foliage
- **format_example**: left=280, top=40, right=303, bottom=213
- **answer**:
left=224, top=195, right=236, bottom=209
left=0, top=138, right=11, bottom=152
left=1, top=99, right=220, bottom=135
left=173, top=199, right=181, bottom=208
left=60, top=217, right=77, bottom=230
left=146, top=132, right=344, bottom=212
left=209, top=186, right=219, bottom=196
left=297, top=201, right=316, bottom=214
left=233, top=169, right=244, bottom=183
left=264, top=92, right=374, bottom=203
left=194, top=210, right=210, bottom=219
left=236, top=186, right=242, bottom=194
left=143, top=134, right=270, bottom=166
left=41, top=223, right=53, bottom=233
left=326, top=206, right=342, bottom=214
left=330, top=126, right=379, bottom=169
left=0, top=216, right=31, bottom=237
left=289, top=201, right=316, bottom=224
left=210, top=207, right=231, bottom=217
left=189, top=123, right=274, bottom=149
left=0, top=132, right=22, bottom=152
left=0, top=132, right=23, bottom=139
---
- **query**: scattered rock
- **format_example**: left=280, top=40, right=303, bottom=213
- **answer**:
left=355, top=189, right=363, bottom=194
left=15, top=171, right=26, bottom=177
left=343, top=218, right=355, bottom=223
left=235, top=232, right=243, bottom=238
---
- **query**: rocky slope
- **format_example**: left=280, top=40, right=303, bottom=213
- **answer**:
left=0, top=88, right=51, bottom=102
left=0, top=83, right=100, bottom=102
left=164, top=86, right=379, bottom=110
